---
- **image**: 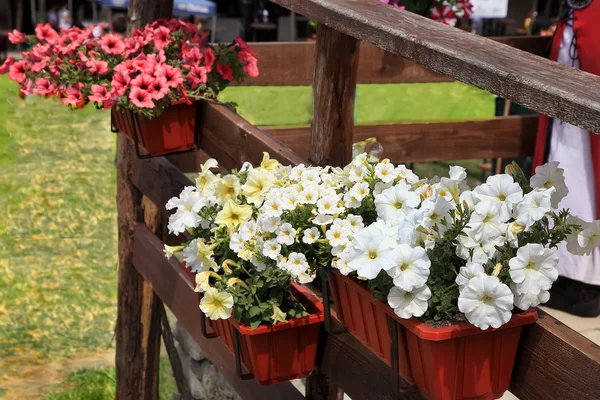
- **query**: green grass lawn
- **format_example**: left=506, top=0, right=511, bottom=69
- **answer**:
left=0, top=75, right=493, bottom=398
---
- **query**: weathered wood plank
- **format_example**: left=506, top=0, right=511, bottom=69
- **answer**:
left=199, top=102, right=308, bottom=170
left=510, top=309, right=600, bottom=400
left=239, top=37, right=551, bottom=86
left=310, top=24, right=359, bottom=167
left=263, top=115, right=538, bottom=163
left=115, top=0, right=174, bottom=397
left=132, top=223, right=305, bottom=400
left=269, top=0, right=600, bottom=133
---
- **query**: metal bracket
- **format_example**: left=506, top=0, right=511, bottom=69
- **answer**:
left=231, top=325, right=254, bottom=380
left=321, top=278, right=347, bottom=335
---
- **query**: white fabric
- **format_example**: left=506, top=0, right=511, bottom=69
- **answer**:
left=547, top=22, right=600, bottom=285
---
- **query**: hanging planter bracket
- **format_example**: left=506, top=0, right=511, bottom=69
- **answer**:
left=231, top=325, right=255, bottom=381
left=320, top=278, right=347, bottom=335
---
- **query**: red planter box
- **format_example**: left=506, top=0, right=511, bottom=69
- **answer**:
left=112, top=100, right=198, bottom=157
left=209, top=283, right=324, bottom=385
left=328, top=269, right=537, bottom=400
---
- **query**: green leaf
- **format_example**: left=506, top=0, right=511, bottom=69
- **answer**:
left=250, top=320, right=261, bottom=330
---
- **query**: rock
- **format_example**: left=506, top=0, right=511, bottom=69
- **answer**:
left=174, top=321, right=205, bottom=361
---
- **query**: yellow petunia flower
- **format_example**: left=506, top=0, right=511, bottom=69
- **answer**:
left=214, top=200, right=253, bottom=228
left=271, top=305, right=287, bottom=324
left=214, top=174, right=241, bottom=205
left=260, top=152, right=280, bottom=173
left=200, top=288, right=234, bottom=320
left=196, top=241, right=219, bottom=271
left=242, top=168, right=274, bottom=206
left=195, top=271, right=221, bottom=293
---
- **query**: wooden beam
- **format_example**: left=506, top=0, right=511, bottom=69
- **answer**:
left=240, top=37, right=551, bottom=86
left=510, top=309, right=600, bottom=400
left=199, top=102, right=308, bottom=170
left=115, top=0, right=174, bottom=398
left=263, top=115, right=538, bottom=163
left=310, top=24, right=359, bottom=167
left=132, top=223, right=305, bottom=400
left=269, top=0, right=600, bottom=133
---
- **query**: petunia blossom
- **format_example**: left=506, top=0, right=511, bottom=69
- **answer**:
left=385, top=244, right=431, bottom=291
left=388, top=284, right=431, bottom=319
left=35, top=23, right=59, bottom=42
left=216, top=63, right=234, bottom=81
left=99, top=34, right=126, bottom=55
left=530, top=162, right=568, bottom=208
left=0, top=56, right=15, bottom=74
left=458, top=274, right=514, bottom=330
left=509, top=243, right=558, bottom=296
left=8, top=29, right=27, bottom=44
left=456, top=262, right=485, bottom=290
left=8, top=60, right=28, bottom=83
left=347, top=223, right=399, bottom=279
left=129, top=87, right=155, bottom=109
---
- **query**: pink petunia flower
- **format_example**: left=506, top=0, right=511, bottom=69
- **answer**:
left=99, top=34, right=126, bottom=55
left=88, top=58, right=110, bottom=75
left=62, top=83, right=86, bottom=108
left=237, top=51, right=259, bottom=78
left=8, top=29, right=27, bottom=44
left=31, top=60, right=47, bottom=73
left=8, top=60, right=28, bottom=83
left=456, top=0, right=474, bottom=18
left=123, top=37, right=143, bottom=58
left=154, top=64, right=182, bottom=88
left=234, top=36, right=257, bottom=57
left=216, top=64, right=234, bottom=81
left=132, top=54, right=156, bottom=75
left=130, top=73, right=154, bottom=92
left=33, top=77, right=56, bottom=96
left=186, top=66, right=208, bottom=89
left=35, top=23, right=59, bottom=43
left=88, top=84, right=115, bottom=108
left=0, top=56, right=15, bottom=74
left=153, top=26, right=171, bottom=51
left=203, top=47, right=215, bottom=71
left=129, top=87, right=155, bottom=109
left=430, top=5, right=457, bottom=26
left=149, top=76, right=170, bottom=100
left=20, top=79, right=35, bottom=97
left=111, top=70, right=131, bottom=96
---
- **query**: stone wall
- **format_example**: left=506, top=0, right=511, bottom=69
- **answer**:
left=173, top=321, right=241, bottom=400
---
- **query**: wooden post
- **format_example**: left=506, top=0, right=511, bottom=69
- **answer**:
left=115, top=0, right=174, bottom=399
left=310, top=23, right=360, bottom=167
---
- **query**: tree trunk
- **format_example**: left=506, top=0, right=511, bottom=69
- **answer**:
left=115, top=1, right=174, bottom=399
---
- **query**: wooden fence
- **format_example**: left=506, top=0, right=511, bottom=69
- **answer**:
left=115, top=0, right=600, bottom=399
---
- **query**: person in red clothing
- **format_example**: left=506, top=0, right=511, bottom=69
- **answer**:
left=533, top=0, right=600, bottom=317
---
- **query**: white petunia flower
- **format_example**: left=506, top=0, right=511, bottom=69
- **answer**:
left=449, top=165, right=467, bottom=181
left=509, top=243, right=558, bottom=295
left=285, top=252, right=310, bottom=276
left=385, top=244, right=431, bottom=291
left=302, top=227, right=321, bottom=244
left=262, top=239, right=282, bottom=260
left=469, top=200, right=508, bottom=241
left=299, top=186, right=319, bottom=204
left=530, top=161, right=568, bottom=208
left=183, top=239, right=217, bottom=273
left=396, top=165, right=419, bottom=184
left=262, top=197, right=284, bottom=217
left=348, top=164, right=368, bottom=182
left=459, top=190, right=480, bottom=209
left=421, top=196, right=453, bottom=235
left=455, top=262, right=485, bottom=290
left=276, top=223, right=297, bottom=245
left=326, top=224, right=350, bottom=247
left=239, top=220, right=257, bottom=241
left=457, top=228, right=505, bottom=263
left=166, top=186, right=206, bottom=234
left=566, top=219, right=600, bottom=256
left=474, top=174, right=523, bottom=220
left=289, top=164, right=306, bottom=181
left=397, top=209, right=425, bottom=245
left=375, top=162, right=398, bottom=183
left=301, top=167, right=322, bottom=184
left=458, top=274, right=514, bottom=330
left=258, top=215, right=281, bottom=233
left=347, top=224, right=399, bottom=279
left=229, top=232, right=244, bottom=253
left=317, top=194, right=344, bottom=215
left=374, top=183, right=421, bottom=222
left=346, top=214, right=364, bottom=231
left=331, top=242, right=349, bottom=256
left=388, top=284, right=431, bottom=319
left=333, top=253, right=353, bottom=276
left=511, top=284, right=550, bottom=310
left=515, top=188, right=553, bottom=230
left=281, top=188, right=299, bottom=210
left=313, top=214, right=334, bottom=226
left=373, top=181, right=393, bottom=196
left=250, top=255, right=267, bottom=272
left=343, top=192, right=362, bottom=209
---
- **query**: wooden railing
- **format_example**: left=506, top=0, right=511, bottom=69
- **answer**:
left=115, top=0, right=600, bottom=399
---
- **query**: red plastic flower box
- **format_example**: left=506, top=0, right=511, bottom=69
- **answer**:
left=112, top=99, right=199, bottom=157
left=328, top=269, right=537, bottom=400
left=207, top=282, right=324, bottom=385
